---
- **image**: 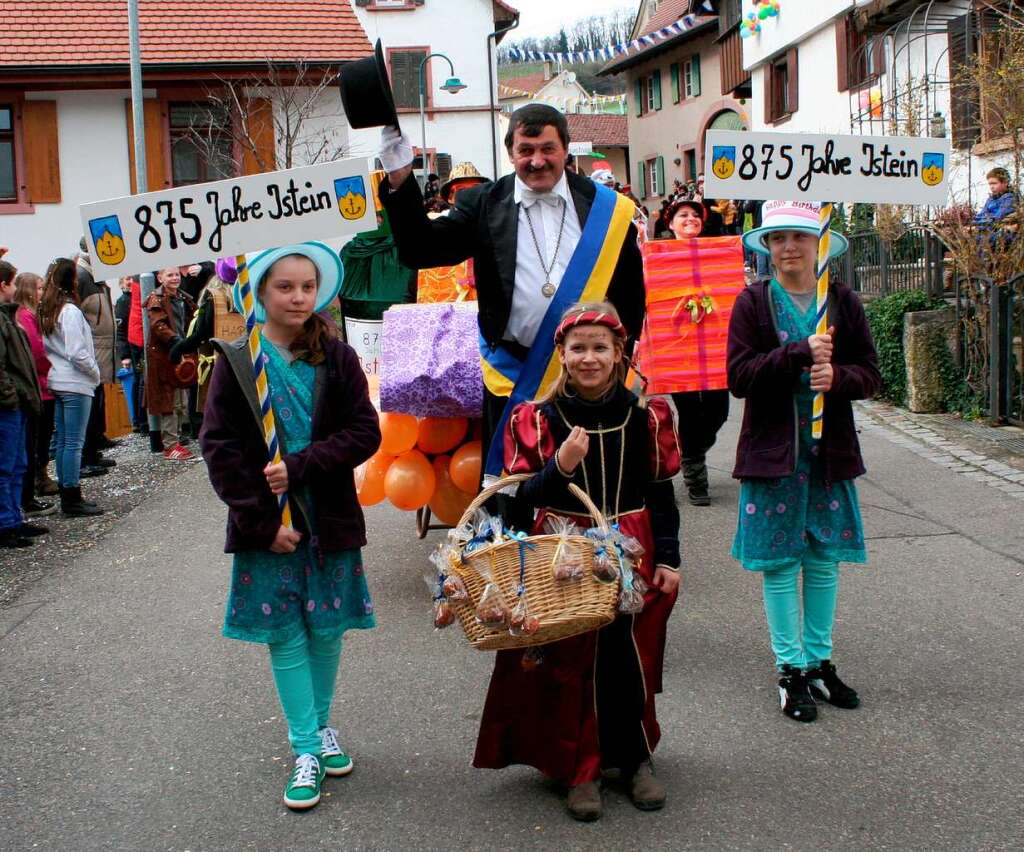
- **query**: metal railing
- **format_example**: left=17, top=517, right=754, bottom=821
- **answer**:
left=830, top=227, right=946, bottom=298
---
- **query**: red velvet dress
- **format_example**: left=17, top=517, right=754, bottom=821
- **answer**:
left=472, top=386, right=682, bottom=786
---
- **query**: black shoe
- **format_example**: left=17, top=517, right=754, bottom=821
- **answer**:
left=178, top=436, right=191, bottom=447
left=0, top=529, right=34, bottom=548
left=60, top=486, right=104, bottom=517
left=806, top=660, right=860, bottom=709
left=79, top=464, right=110, bottom=478
left=682, top=458, right=711, bottom=506
left=778, top=665, right=817, bottom=722
left=90, top=456, right=116, bottom=469
left=23, top=498, right=57, bottom=517
left=18, top=522, right=49, bottom=537
left=98, top=437, right=122, bottom=450
left=149, top=432, right=165, bottom=453
left=132, top=423, right=147, bottom=434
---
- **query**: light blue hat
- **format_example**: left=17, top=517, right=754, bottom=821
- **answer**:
left=233, top=241, right=344, bottom=323
left=741, top=200, right=849, bottom=259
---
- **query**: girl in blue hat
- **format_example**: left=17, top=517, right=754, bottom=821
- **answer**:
left=200, top=242, right=382, bottom=810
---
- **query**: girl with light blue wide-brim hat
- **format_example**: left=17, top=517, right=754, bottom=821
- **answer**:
left=233, top=241, right=344, bottom=323
left=742, top=200, right=849, bottom=259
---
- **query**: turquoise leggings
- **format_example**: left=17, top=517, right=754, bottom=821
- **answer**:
left=267, top=631, right=344, bottom=756
left=761, top=558, right=839, bottom=670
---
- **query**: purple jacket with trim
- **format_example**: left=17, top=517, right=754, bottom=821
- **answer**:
left=199, top=335, right=381, bottom=554
left=726, top=280, right=881, bottom=482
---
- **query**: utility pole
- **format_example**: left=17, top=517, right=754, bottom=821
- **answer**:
left=127, top=0, right=159, bottom=436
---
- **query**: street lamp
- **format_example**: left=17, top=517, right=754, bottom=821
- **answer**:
left=419, top=53, right=466, bottom=188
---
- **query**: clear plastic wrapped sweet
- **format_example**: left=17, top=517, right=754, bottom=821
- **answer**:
left=543, top=515, right=585, bottom=582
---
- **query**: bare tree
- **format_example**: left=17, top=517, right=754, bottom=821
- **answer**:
left=181, top=59, right=347, bottom=177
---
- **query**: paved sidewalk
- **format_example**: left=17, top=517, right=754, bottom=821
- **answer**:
left=1, top=407, right=1022, bottom=851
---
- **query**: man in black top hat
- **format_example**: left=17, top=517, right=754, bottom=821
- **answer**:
left=378, top=104, right=645, bottom=487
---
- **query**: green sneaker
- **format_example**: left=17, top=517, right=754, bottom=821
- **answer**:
left=319, top=726, right=354, bottom=777
left=283, top=753, right=325, bottom=810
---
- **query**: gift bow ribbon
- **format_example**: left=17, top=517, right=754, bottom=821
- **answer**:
left=671, top=294, right=716, bottom=327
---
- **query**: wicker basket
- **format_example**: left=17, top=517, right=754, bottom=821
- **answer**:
left=447, top=474, right=619, bottom=651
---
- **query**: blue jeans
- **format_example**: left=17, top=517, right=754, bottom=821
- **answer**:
left=53, top=392, right=92, bottom=488
left=0, top=408, right=27, bottom=532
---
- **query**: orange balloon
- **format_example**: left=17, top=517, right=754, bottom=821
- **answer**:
left=356, top=451, right=394, bottom=507
left=449, top=440, right=482, bottom=494
left=428, top=455, right=476, bottom=526
left=417, top=416, right=469, bottom=455
left=379, top=412, right=418, bottom=456
left=384, top=449, right=436, bottom=511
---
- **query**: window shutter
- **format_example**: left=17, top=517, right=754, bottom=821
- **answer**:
left=653, top=71, right=663, bottom=110
left=242, top=98, right=276, bottom=174
left=390, top=51, right=426, bottom=110
left=836, top=18, right=850, bottom=92
left=125, top=99, right=169, bottom=193
left=635, top=78, right=644, bottom=116
left=786, top=48, right=799, bottom=115
left=655, top=156, right=665, bottom=197
left=670, top=63, right=680, bottom=104
left=763, top=65, right=773, bottom=123
left=637, top=160, right=647, bottom=198
left=691, top=54, right=702, bottom=97
left=22, top=101, right=61, bottom=203
left=947, top=14, right=980, bottom=150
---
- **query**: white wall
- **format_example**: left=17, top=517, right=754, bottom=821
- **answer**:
left=351, top=0, right=503, bottom=179
left=749, top=21, right=852, bottom=133
left=4, top=90, right=136, bottom=280
left=743, top=0, right=853, bottom=71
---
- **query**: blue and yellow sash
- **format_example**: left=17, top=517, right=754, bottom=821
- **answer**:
left=480, top=184, right=635, bottom=476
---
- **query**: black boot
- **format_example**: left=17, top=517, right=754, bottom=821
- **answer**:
left=806, top=660, right=860, bottom=709
left=60, top=486, right=104, bottom=517
left=0, top=528, right=33, bottom=549
left=778, top=665, right=817, bottom=722
left=149, top=431, right=165, bottom=454
left=682, top=457, right=710, bottom=506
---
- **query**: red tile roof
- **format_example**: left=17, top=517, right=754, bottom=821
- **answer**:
left=0, top=1, right=372, bottom=67
left=566, top=113, right=629, bottom=147
left=640, top=0, right=694, bottom=38
left=499, top=72, right=548, bottom=96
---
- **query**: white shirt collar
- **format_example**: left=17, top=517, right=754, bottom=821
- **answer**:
left=513, top=171, right=573, bottom=207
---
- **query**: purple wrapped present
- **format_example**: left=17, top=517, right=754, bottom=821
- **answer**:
left=380, top=302, right=483, bottom=417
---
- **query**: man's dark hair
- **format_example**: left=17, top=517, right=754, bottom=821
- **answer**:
left=504, top=104, right=570, bottom=150
left=0, top=260, right=16, bottom=286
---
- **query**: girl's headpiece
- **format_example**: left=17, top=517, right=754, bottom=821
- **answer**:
left=554, top=309, right=627, bottom=345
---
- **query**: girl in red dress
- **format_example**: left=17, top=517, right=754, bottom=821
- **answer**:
left=473, top=302, right=682, bottom=822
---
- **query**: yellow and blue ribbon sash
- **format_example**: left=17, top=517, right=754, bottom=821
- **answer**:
left=480, top=185, right=635, bottom=476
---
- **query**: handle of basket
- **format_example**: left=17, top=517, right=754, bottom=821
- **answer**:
left=452, top=473, right=611, bottom=535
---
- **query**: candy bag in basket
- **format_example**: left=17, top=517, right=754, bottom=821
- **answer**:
left=474, top=559, right=511, bottom=628
left=584, top=528, right=620, bottom=584
left=423, top=558, right=456, bottom=630
left=543, top=515, right=585, bottom=582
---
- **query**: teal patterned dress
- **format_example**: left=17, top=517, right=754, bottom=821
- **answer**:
left=222, top=335, right=377, bottom=644
left=731, top=280, right=868, bottom=571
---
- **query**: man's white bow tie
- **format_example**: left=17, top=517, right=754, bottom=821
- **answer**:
left=520, top=188, right=563, bottom=209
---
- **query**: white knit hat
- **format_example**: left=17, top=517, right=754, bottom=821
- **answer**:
left=742, top=200, right=849, bottom=258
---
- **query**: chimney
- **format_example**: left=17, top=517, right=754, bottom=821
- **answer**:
left=543, top=61, right=553, bottom=81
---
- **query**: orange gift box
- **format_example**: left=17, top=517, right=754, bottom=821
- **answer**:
left=417, top=260, right=477, bottom=304
left=636, top=236, right=745, bottom=394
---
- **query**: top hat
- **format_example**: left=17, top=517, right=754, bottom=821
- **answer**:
left=742, top=200, right=849, bottom=258
left=339, top=39, right=400, bottom=130
left=440, top=161, right=486, bottom=200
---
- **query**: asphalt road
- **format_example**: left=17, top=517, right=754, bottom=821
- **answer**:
left=1, top=409, right=1022, bottom=852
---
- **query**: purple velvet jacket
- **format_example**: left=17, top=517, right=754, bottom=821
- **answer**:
left=199, top=336, right=381, bottom=555
left=727, top=280, right=881, bottom=482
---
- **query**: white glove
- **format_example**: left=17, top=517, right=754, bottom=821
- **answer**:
left=379, top=126, right=414, bottom=173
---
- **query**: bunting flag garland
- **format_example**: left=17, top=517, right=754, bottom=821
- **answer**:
left=504, top=15, right=705, bottom=65
left=498, top=84, right=626, bottom=111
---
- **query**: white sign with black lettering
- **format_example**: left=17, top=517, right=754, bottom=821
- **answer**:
left=79, top=158, right=376, bottom=279
left=703, top=130, right=950, bottom=205
left=344, top=318, right=382, bottom=378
